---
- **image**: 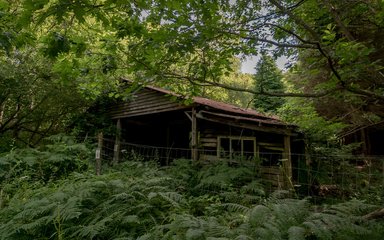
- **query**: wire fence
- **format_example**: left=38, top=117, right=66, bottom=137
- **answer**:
left=95, top=138, right=384, bottom=204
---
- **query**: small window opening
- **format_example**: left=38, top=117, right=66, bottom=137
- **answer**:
left=218, top=136, right=256, bottom=162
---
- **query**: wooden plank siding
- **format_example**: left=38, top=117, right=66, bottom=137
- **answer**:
left=260, top=166, right=284, bottom=189
left=102, top=84, right=303, bottom=190
left=199, top=128, right=219, bottom=157
left=108, top=89, right=189, bottom=119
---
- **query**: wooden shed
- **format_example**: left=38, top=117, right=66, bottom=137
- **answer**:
left=105, top=84, right=305, bottom=189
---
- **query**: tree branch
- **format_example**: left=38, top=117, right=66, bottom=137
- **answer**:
left=202, top=78, right=341, bottom=98
left=345, top=85, right=384, bottom=101
left=264, top=23, right=318, bottom=45
left=238, top=32, right=316, bottom=49
left=269, top=0, right=321, bottom=41
left=162, top=72, right=341, bottom=98
left=322, top=0, right=355, bottom=41
left=0, top=103, right=22, bottom=133
left=363, top=208, right=384, bottom=220
left=222, top=30, right=317, bottom=49
left=268, top=0, right=346, bottom=87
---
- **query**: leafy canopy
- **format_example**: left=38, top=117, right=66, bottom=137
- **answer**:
left=1, top=0, right=384, bottom=146
left=8, top=1, right=382, bottom=128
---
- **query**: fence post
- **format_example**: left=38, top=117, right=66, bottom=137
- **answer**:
left=191, top=108, right=198, bottom=161
left=282, top=135, right=293, bottom=190
left=113, top=118, right=121, bottom=165
left=95, top=132, right=103, bottom=175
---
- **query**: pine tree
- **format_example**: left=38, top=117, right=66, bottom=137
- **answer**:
left=253, top=55, right=285, bottom=114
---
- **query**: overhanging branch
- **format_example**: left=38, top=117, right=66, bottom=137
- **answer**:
left=202, top=78, right=341, bottom=98
left=222, top=30, right=317, bottom=49
left=162, top=72, right=341, bottom=98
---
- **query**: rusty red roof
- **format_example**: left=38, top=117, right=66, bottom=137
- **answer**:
left=193, top=96, right=280, bottom=120
left=140, top=84, right=293, bottom=127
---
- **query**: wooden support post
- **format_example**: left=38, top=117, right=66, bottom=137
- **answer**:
left=282, top=135, right=292, bottom=189
left=166, top=124, right=171, bottom=166
left=113, top=119, right=122, bottom=165
left=96, top=132, right=103, bottom=175
left=191, top=108, right=198, bottom=161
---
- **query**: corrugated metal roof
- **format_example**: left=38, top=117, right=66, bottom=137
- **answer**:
left=141, top=84, right=294, bottom=127
left=198, top=110, right=287, bottom=126
left=193, top=96, right=280, bottom=120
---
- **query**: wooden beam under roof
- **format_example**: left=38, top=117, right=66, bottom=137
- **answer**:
left=196, top=111, right=296, bottom=136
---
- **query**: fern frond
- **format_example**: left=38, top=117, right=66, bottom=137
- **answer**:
left=158, top=192, right=185, bottom=207
left=240, top=180, right=265, bottom=196
left=136, top=233, right=153, bottom=240
left=234, top=234, right=253, bottom=240
left=302, top=219, right=333, bottom=240
left=57, top=196, right=82, bottom=222
left=248, top=205, right=271, bottom=227
left=20, top=215, right=53, bottom=231
left=222, top=203, right=250, bottom=215
left=303, top=211, right=372, bottom=239
left=185, top=228, right=205, bottom=239
left=254, top=226, right=280, bottom=240
left=72, top=216, right=112, bottom=238
left=204, top=216, right=233, bottom=238
left=287, top=226, right=306, bottom=240
left=122, top=215, right=140, bottom=224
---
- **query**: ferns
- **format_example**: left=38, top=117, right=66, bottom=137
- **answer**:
left=1, top=140, right=383, bottom=239
left=2, top=182, right=382, bottom=239
left=0, top=157, right=195, bottom=239
left=151, top=196, right=383, bottom=240
left=0, top=136, right=91, bottom=208
left=195, top=162, right=255, bottom=191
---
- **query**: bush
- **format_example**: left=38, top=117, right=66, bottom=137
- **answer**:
left=0, top=147, right=383, bottom=239
left=0, top=135, right=90, bottom=208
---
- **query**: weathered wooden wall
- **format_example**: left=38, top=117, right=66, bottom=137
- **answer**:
left=199, top=128, right=219, bottom=161
left=108, top=88, right=188, bottom=119
left=260, top=166, right=284, bottom=189
left=104, top=86, right=299, bottom=189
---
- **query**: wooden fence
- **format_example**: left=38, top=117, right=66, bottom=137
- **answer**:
left=93, top=137, right=384, bottom=202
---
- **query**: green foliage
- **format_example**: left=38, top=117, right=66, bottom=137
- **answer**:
left=253, top=54, right=286, bottom=114
left=0, top=3, right=384, bottom=237
left=0, top=159, right=186, bottom=239
left=2, top=0, right=383, bottom=135
left=0, top=0, right=33, bottom=53
left=152, top=197, right=382, bottom=240
left=196, top=58, right=255, bottom=108
left=193, top=162, right=264, bottom=205
left=279, top=97, right=346, bottom=145
left=42, top=32, right=71, bottom=58
left=0, top=135, right=90, bottom=208
left=154, top=57, right=255, bottom=108
left=282, top=0, right=384, bottom=129
left=196, top=162, right=254, bottom=191
left=69, top=96, right=117, bottom=138
left=0, top=50, right=89, bottom=150
left=0, top=143, right=383, bottom=239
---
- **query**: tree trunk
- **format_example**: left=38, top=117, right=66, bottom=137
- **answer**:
left=363, top=208, right=384, bottom=220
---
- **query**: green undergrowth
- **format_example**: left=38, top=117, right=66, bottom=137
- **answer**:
left=0, top=138, right=383, bottom=239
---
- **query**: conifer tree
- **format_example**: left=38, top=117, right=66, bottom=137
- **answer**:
left=253, top=55, right=285, bottom=114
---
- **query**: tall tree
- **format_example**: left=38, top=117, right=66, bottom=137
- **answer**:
left=253, top=55, right=285, bottom=113
left=158, top=57, right=255, bottom=108
left=8, top=0, right=384, bottom=137
left=0, top=49, right=88, bottom=150
left=18, top=0, right=382, bottom=99
left=275, top=0, right=384, bottom=154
